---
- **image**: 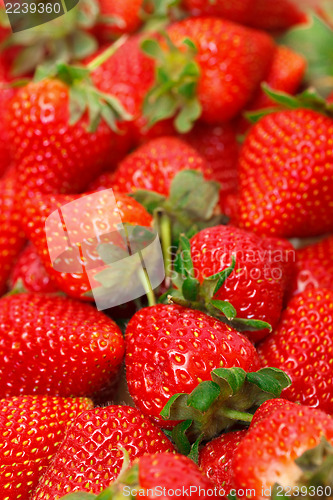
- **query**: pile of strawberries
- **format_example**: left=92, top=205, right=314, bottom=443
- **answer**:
left=1, top=0, right=333, bottom=499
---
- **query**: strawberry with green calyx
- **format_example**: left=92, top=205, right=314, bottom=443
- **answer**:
left=166, top=228, right=294, bottom=341
left=232, top=401, right=333, bottom=500
left=0, top=0, right=100, bottom=79
left=5, top=39, right=132, bottom=196
left=31, top=406, right=175, bottom=500
left=0, top=395, right=93, bottom=500
left=160, top=366, right=290, bottom=456
left=142, top=17, right=275, bottom=132
left=59, top=451, right=218, bottom=500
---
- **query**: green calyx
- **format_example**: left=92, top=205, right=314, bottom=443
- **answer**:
left=166, top=233, right=272, bottom=334
left=34, top=36, right=132, bottom=133
left=131, top=170, right=226, bottom=244
left=140, top=0, right=184, bottom=33
left=0, top=0, right=100, bottom=78
left=160, top=367, right=291, bottom=457
left=246, top=84, right=333, bottom=124
left=141, top=34, right=202, bottom=132
left=272, top=438, right=333, bottom=499
left=280, top=14, right=333, bottom=97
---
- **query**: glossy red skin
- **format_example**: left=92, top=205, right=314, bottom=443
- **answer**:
left=250, top=398, right=291, bottom=427
left=182, top=0, right=305, bottom=30
left=31, top=406, right=175, bottom=499
left=328, top=92, right=333, bottom=103
left=0, top=86, right=16, bottom=178
left=166, top=17, right=275, bottom=123
left=239, top=46, right=306, bottom=132
left=237, top=109, right=333, bottom=237
left=232, top=402, right=333, bottom=500
left=94, top=0, right=143, bottom=40
left=0, top=293, right=124, bottom=398
left=189, top=226, right=294, bottom=342
left=290, top=236, right=333, bottom=297
left=9, top=243, right=58, bottom=294
left=199, top=430, right=247, bottom=494
left=20, top=191, right=152, bottom=299
left=258, top=289, right=333, bottom=414
left=5, top=79, right=131, bottom=196
left=0, top=395, right=93, bottom=500
left=0, top=173, right=26, bottom=296
left=138, top=453, right=219, bottom=499
left=184, top=122, right=239, bottom=200
left=90, top=136, right=210, bottom=195
left=125, top=304, right=260, bottom=425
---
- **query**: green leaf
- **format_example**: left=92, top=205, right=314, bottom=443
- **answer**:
left=182, top=277, right=200, bottom=302
left=69, top=86, right=88, bottom=125
left=205, top=255, right=236, bottom=296
left=187, top=435, right=202, bottom=464
left=97, top=243, right=128, bottom=265
left=210, top=300, right=237, bottom=320
left=229, top=317, right=272, bottom=333
left=130, top=190, right=166, bottom=214
left=211, top=367, right=247, bottom=396
left=141, top=38, right=165, bottom=62
left=179, top=234, right=195, bottom=279
left=171, top=419, right=193, bottom=455
left=175, top=98, right=202, bottom=133
left=72, top=31, right=98, bottom=60
left=12, top=44, right=45, bottom=78
left=246, top=368, right=291, bottom=399
left=187, top=381, right=221, bottom=412
left=281, top=15, right=333, bottom=96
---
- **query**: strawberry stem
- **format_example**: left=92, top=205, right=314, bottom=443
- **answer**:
left=139, top=255, right=156, bottom=307
left=158, top=211, right=173, bottom=287
left=218, top=407, right=253, bottom=423
left=87, top=34, right=129, bottom=71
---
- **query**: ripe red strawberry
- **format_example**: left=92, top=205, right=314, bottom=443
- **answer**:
left=188, top=225, right=294, bottom=341
left=184, top=122, right=239, bottom=201
left=0, top=395, right=93, bottom=500
left=31, top=405, right=175, bottom=499
left=9, top=244, right=58, bottom=294
left=328, top=91, right=333, bottom=103
left=236, top=109, right=333, bottom=237
left=199, top=429, right=247, bottom=493
left=0, top=293, right=124, bottom=398
left=249, top=398, right=291, bottom=427
left=232, top=401, right=333, bottom=499
left=258, top=288, right=333, bottom=414
left=182, top=0, right=306, bottom=30
left=5, top=77, right=131, bottom=196
left=0, top=172, right=26, bottom=296
left=0, top=85, right=15, bottom=178
left=90, top=136, right=210, bottom=195
left=240, top=45, right=306, bottom=132
left=82, top=452, right=219, bottom=500
left=125, top=304, right=260, bottom=424
left=20, top=191, right=152, bottom=300
left=290, top=236, right=333, bottom=296
left=95, top=0, right=143, bottom=40
left=146, top=17, right=275, bottom=127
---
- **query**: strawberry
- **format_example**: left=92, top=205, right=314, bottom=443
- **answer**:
left=258, top=288, right=333, bottom=414
left=5, top=68, right=131, bottom=196
left=63, top=452, right=219, bottom=500
left=290, top=236, right=333, bottom=297
left=20, top=191, right=153, bottom=300
left=90, top=136, right=210, bottom=195
left=199, top=429, right=247, bottom=493
left=0, top=293, right=124, bottom=398
left=182, top=0, right=306, bottom=30
left=31, top=405, right=175, bottom=499
left=232, top=401, right=333, bottom=499
left=184, top=122, right=239, bottom=202
left=184, top=225, right=294, bottom=342
left=9, top=244, right=59, bottom=294
left=0, top=395, right=93, bottom=500
left=236, top=109, right=333, bottom=237
left=328, top=92, right=333, bottom=103
left=240, top=45, right=307, bottom=132
left=125, top=303, right=290, bottom=444
left=142, top=17, right=275, bottom=130
left=0, top=85, right=15, bottom=178
left=95, top=0, right=143, bottom=40
left=0, top=172, right=26, bottom=296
